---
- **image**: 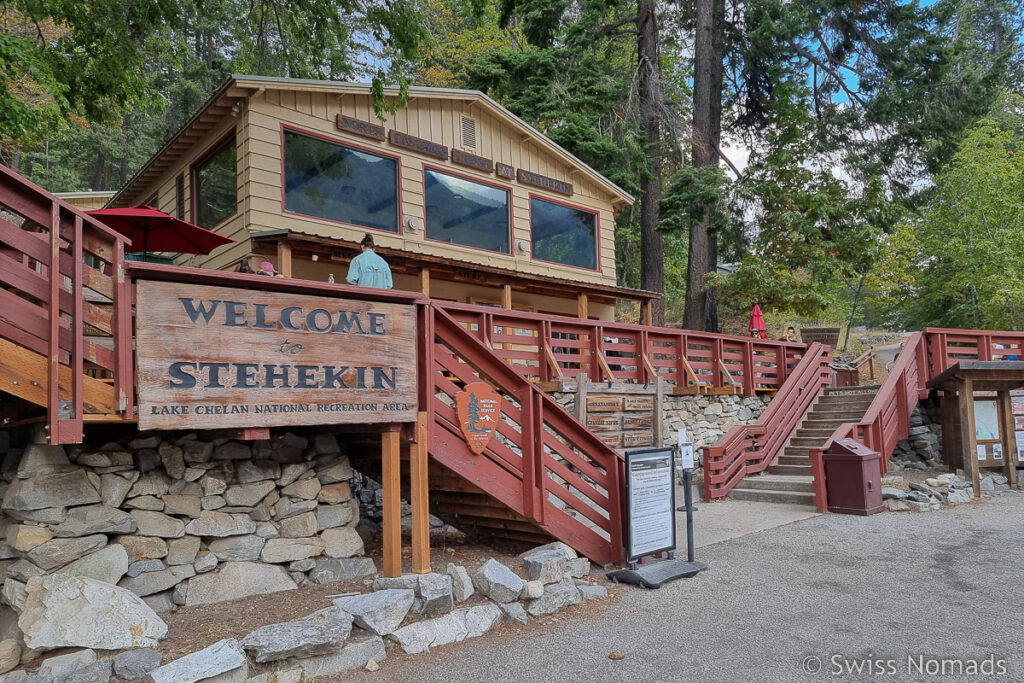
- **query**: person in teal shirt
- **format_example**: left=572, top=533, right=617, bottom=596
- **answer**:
left=345, top=233, right=393, bottom=289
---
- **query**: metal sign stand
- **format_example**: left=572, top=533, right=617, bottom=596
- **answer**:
left=607, top=438, right=708, bottom=588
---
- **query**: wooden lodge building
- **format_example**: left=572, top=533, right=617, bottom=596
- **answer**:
left=1, top=77, right=1019, bottom=617
left=105, top=75, right=654, bottom=321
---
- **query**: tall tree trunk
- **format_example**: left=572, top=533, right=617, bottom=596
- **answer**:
left=685, top=0, right=715, bottom=330
left=637, top=0, right=665, bottom=326
left=685, top=0, right=725, bottom=332
left=705, top=0, right=725, bottom=332
left=90, top=151, right=106, bottom=191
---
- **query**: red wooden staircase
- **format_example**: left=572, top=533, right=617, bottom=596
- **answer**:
left=423, top=305, right=625, bottom=564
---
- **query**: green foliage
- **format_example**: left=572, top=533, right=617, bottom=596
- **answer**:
left=1, top=0, right=180, bottom=146
left=7, top=0, right=440, bottom=189
left=869, top=95, right=1024, bottom=330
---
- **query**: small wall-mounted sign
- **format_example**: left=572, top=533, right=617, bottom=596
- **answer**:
left=451, top=149, right=494, bottom=174
left=598, top=432, right=623, bottom=447
left=455, top=381, right=501, bottom=454
left=389, top=130, right=448, bottom=160
left=496, top=163, right=515, bottom=179
left=517, top=169, right=573, bottom=196
left=336, top=115, right=385, bottom=141
left=587, top=415, right=621, bottom=432
left=623, top=431, right=654, bottom=448
left=587, top=396, right=624, bottom=413
left=622, top=415, right=653, bottom=430
left=624, top=397, right=654, bottom=412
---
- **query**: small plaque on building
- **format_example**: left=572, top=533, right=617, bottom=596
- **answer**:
left=623, top=431, right=654, bottom=447
left=337, top=115, right=385, bottom=141
left=587, top=415, right=621, bottom=432
left=496, top=162, right=515, bottom=179
left=598, top=432, right=623, bottom=447
left=622, top=415, right=653, bottom=430
left=451, top=148, right=494, bottom=174
left=389, top=130, right=448, bottom=160
left=517, top=169, right=573, bottom=196
left=624, top=397, right=654, bottom=412
left=587, top=396, right=623, bottom=413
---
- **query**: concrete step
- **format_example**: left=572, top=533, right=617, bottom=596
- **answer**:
left=790, top=436, right=828, bottom=446
left=806, top=401, right=872, bottom=411
left=784, top=447, right=812, bottom=458
left=738, top=475, right=814, bottom=493
left=803, top=418, right=853, bottom=427
left=778, top=455, right=811, bottom=465
left=729, top=488, right=816, bottom=506
left=806, top=410, right=869, bottom=421
left=824, top=385, right=881, bottom=395
left=795, top=428, right=839, bottom=438
left=771, top=463, right=813, bottom=476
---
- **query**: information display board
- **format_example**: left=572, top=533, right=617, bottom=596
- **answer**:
left=135, top=281, right=417, bottom=430
left=624, top=447, right=676, bottom=562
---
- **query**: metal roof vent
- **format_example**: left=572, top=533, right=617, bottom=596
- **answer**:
left=461, top=116, right=477, bottom=149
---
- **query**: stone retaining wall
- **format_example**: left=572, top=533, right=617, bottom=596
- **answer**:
left=0, top=431, right=368, bottom=624
left=551, top=391, right=771, bottom=453
left=889, top=397, right=942, bottom=470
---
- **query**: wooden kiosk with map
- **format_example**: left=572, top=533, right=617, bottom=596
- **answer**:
left=928, top=361, right=1024, bottom=495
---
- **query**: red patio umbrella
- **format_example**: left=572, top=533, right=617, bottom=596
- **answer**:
left=85, top=206, right=235, bottom=256
left=748, top=304, right=767, bottom=339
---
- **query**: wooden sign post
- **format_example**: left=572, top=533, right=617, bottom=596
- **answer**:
left=135, top=281, right=418, bottom=429
left=135, top=281, right=420, bottom=578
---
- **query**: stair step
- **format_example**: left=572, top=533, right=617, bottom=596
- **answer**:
left=771, top=464, right=813, bottom=476
left=790, top=437, right=828, bottom=446
left=778, top=455, right=811, bottom=465
left=811, top=402, right=873, bottom=411
left=737, top=475, right=814, bottom=493
left=785, top=446, right=811, bottom=456
left=729, top=488, right=816, bottom=506
left=803, top=418, right=852, bottom=427
left=795, top=428, right=839, bottom=437
left=824, top=385, right=881, bottom=395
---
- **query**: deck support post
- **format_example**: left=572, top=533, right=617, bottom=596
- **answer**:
left=997, top=391, right=1018, bottom=488
left=410, top=412, right=431, bottom=573
left=276, top=240, right=292, bottom=278
left=381, top=425, right=402, bottom=577
left=957, top=379, right=979, bottom=496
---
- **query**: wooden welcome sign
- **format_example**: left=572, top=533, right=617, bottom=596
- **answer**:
left=455, top=382, right=501, bottom=454
left=135, top=281, right=417, bottom=430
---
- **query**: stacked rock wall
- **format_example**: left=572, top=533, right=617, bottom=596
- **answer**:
left=889, top=398, right=942, bottom=470
left=550, top=391, right=771, bottom=454
left=0, top=430, right=369, bottom=622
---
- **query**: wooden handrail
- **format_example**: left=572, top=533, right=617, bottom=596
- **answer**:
left=434, top=299, right=806, bottom=394
left=703, top=342, right=832, bottom=500
left=427, top=304, right=625, bottom=564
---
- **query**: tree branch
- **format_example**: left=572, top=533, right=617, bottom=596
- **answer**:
left=792, top=44, right=867, bottom=108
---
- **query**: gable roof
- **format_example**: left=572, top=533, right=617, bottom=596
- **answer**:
left=109, top=75, right=634, bottom=207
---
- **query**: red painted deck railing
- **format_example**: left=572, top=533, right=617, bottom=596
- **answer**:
left=924, top=327, right=1024, bottom=377
left=703, top=342, right=833, bottom=500
left=0, top=164, right=133, bottom=444
left=425, top=305, right=625, bottom=564
left=433, top=301, right=806, bottom=394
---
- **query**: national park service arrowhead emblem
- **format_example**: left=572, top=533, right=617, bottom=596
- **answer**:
left=455, top=381, right=501, bottom=454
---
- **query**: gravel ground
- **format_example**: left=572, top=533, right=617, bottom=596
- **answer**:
left=351, top=492, right=1024, bottom=683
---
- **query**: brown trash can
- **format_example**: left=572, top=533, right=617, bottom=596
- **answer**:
left=834, top=368, right=859, bottom=388
left=824, top=438, right=884, bottom=515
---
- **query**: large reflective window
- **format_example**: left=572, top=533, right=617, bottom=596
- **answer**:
left=283, top=130, right=398, bottom=233
left=530, top=197, right=597, bottom=269
left=193, top=139, right=236, bottom=228
left=425, top=169, right=509, bottom=253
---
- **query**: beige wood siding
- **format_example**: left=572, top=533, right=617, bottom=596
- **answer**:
left=242, top=91, right=618, bottom=285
